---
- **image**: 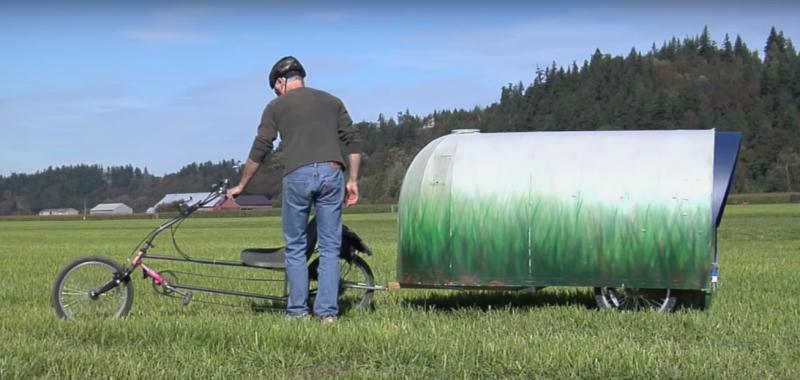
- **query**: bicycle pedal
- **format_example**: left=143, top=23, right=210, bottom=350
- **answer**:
left=181, top=291, right=193, bottom=306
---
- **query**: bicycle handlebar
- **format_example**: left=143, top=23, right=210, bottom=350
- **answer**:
left=181, top=179, right=231, bottom=212
left=140, top=179, right=232, bottom=251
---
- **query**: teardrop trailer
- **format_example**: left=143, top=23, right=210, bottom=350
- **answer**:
left=394, top=129, right=741, bottom=312
left=52, top=129, right=740, bottom=319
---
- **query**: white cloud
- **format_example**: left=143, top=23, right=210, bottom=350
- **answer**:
left=0, top=77, right=255, bottom=175
left=123, top=6, right=212, bottom=44
left=404, top=19, right=637, bottom=71
left=330, top=77, right=499, bottom=123
left=0, top=69, right=496, bottom=176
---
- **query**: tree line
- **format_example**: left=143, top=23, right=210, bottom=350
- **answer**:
left=1, top=27, right=798, bottom=215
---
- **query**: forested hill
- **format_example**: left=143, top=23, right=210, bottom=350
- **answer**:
left=1, top=27, right=798, bottom=215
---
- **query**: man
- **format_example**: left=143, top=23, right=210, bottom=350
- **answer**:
left=227, top=56, right=361, bottom=324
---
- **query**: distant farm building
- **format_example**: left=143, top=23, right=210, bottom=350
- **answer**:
left=90, top=203, right=133, bottom=215
left=422, top=117, right=436, bottom=129
left=38, top=208, right=79, bottom=216
left=217, top=194, right=272, bottom=211
left=146, top=192, right=224, bottom=214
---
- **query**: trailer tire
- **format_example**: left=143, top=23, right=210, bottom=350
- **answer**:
left=594, top=287, right=676, bottom=312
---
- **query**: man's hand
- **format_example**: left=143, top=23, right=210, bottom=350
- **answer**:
left=227, top=184, right=244, bottom=199
left=227, top=159, right=261, bottom=199
left=345, top=179, right=359, bottom=207
left=345, top=153, right=361, bottom=207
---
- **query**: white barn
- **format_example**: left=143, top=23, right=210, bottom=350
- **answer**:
left=90, top=203, right=133, bottom=215
left=39, top=208, right=79, bottom=216
left=146, top=192, right=223, bottom=214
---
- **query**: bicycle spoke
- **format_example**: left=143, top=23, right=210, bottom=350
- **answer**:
left=60, top=290, right=88, bottom=296
left=61, top=299, right=81, bottom=309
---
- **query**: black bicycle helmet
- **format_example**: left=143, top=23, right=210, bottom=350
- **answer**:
left=269, top=56, right=306, bottom=89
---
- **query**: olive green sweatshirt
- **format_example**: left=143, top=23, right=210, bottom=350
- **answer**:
left=248, top=87, right=362, bottom=175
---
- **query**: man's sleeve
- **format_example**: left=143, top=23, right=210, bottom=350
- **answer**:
left=337, top=100, right=362, bottom=155
left=248, top=105, right=278, bottom=163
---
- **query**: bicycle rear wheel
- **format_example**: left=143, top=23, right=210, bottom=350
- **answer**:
left=308, top=255, right=375, bottom=311
left=52, top=256, right=134, bottom=320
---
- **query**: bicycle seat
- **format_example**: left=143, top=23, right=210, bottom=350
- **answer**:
left=241, top=248, right=286, bottom=269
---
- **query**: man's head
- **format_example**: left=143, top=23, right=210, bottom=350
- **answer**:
left=269, top=56, right=306, bottom=96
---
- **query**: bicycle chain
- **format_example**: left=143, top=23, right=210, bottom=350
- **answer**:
left=163, top=269, right=283, bottom=282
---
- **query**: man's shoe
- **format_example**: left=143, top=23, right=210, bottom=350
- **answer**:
left=319, top=315, right=337, bottom=325
left=285, top=313, right=311, bottom=321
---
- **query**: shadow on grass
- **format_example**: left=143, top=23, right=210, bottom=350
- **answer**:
left=401, top=288, right=597, bottom=312
left=248, top=294, right=367, bottom=315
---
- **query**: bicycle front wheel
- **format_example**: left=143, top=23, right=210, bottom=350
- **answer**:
left=52, top=256, right=134, bottom=320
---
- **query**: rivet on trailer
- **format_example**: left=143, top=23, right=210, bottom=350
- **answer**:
left=391, top=129, right=741, bottom=312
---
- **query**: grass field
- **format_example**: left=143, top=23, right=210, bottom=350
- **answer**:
left=1, top=204, right=798, bottom=379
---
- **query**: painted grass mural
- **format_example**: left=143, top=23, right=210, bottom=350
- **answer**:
left=398, top=130, right=715, bottom=290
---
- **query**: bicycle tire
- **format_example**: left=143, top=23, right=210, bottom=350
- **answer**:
left=52, top=256, right=134, bottom=320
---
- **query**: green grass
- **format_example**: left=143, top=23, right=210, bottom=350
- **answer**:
left=1, top=205, right=799, bottom=378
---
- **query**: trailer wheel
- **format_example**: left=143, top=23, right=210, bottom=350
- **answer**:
left=594, top=287, right=676, bottom=312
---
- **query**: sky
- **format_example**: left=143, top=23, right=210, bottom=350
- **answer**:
left=1, top=0, right=799, bottom=176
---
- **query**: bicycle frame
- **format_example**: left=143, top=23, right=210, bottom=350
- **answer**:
left=89, top=179, right=383, bottom=306
left=52, top=177, right=383, bottom=321
left=90, top=180, right=274, bottom=300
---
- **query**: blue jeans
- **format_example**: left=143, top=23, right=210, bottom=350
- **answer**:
left=282, top=162, right=344, bottom=317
